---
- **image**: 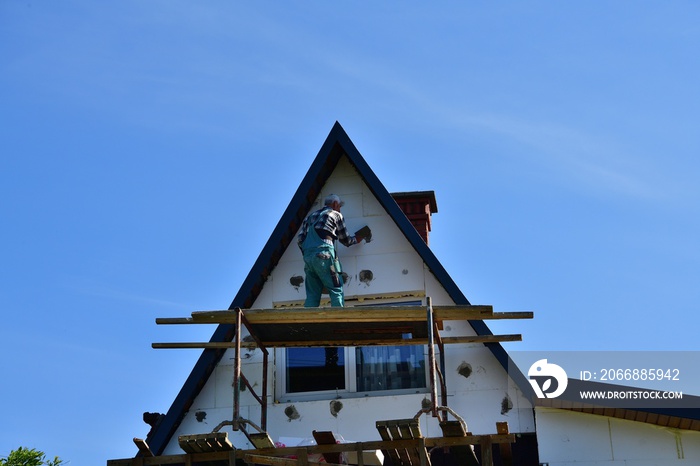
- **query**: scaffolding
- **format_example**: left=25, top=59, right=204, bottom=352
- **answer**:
left=109, top=297, right=532, bottom=466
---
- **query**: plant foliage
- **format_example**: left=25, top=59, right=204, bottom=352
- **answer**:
left=0, top=447, right=63, bottom=466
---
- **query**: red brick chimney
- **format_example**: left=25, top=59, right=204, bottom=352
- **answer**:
left=391, top=191, right=438, bottom=245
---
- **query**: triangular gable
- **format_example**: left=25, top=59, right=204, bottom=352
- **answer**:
left=146, top=121, right=531, bottom=454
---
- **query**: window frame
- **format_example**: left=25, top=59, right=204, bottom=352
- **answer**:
left=274, top=299, right=429, bottom=402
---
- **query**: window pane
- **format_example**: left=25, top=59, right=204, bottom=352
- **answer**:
left=286, top=347, right=345, bottom=393
left=355, top=346, right=425, bottom=392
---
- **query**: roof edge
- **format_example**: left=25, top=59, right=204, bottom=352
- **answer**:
left=145, top=122, right=534, bottom=453
left=146, top=123, right=349, bottom=454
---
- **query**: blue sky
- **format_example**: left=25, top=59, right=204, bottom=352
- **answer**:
left=2, top=2, right=699, bottom=464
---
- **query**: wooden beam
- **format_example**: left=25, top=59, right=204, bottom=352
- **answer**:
left=155, top=306, right=532, bottom=326
left=153, top=342, right=239, bottom=349
left=155, top=317, right=194, bottom=324
left=189, top=305, right=499, bottom=324
left=133, top=438, right=153, bottom=457
left=108, top=450, right=234, bottom=465
left=425, top=434, right=516, bottom=447
left=188, top=306, right=531, bottom=323
left=247, top=436, right=516, bottom=456
left=244, top=454, right=334, bottom=466
left=441, top=334, right=522, bottom=344
left=108, top=434, right=517, bottom=466
left=152, top=334, right=522, bottom=349
left=480, top=311, right=533, bottom=320
left=433, top=306, right=533, bottom=320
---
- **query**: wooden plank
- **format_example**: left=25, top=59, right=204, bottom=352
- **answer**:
left=479, top=437, right=493, bottom=466
left=477, top=311, right=533, bottom=320
left=248, top=438, right=431, bottom=458
left=189, top=305, right=507, bottom=325
left=244, top=454, right=295, bottom=466
left=425, top=435, right=516, bottom=447
left=355, top=442, right=365, bottom=466
left=152, top=342, right=242, bottom=349
left=496, top=422, right=512, bottom=466
left=438, top=421, right=479, bottom=466
left=156, top=310, right=534, bottom=325
left=376, top=419, right=428, bottom=466
left=152, top=334, right=523, bottom=350
left=109, top=451, right=235, bottom=466
left=155, top=317, right=194, bottom=324
left=178, top=432, right=232, bottom=453
left=388, top=423, right=413, bottom=465
left=500, top=441, right=513, bottom=466
left=250, top=432, right=276, bottom=449
left=244, top=454, right=337, bottom=466
left=252, top=339, right=425, bottom=347
left=297, top=448, right=309, bottom=466
left=133, top=438, right=153, bottom=457
left=440, top=334, right=523, bottom=344
left=108, top=435, right=520, bottom=466
left=313, top=430, right=342, bottom=464
left=376, top=422, right=401, bottom=466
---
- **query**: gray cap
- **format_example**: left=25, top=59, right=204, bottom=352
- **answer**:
left=324, top=194, right=344, bottom=207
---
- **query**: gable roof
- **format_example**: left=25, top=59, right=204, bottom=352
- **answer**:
left=146, top=121, right=530, bottom=454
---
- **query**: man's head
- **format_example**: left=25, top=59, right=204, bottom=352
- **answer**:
left=324, top=194, right=344, bottom=212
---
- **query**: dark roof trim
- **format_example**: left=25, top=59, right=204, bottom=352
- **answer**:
left=146, top=122, right=532, bottom=454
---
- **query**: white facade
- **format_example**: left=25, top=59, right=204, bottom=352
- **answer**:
left=536, top=407, right=700, bottom=465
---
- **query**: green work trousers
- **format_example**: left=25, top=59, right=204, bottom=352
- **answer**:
left=301, top=226, right=344, bottom=307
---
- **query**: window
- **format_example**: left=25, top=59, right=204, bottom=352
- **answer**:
left=286, top=347, right=345, bottom=393
left=279, top=301, right=427, bottom=398
left=355, top=346, right=425, bottom=392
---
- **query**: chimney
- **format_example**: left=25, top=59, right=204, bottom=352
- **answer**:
left=391, top=191, right=438, bottom=245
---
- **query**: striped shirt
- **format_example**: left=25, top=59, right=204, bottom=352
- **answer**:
left=298, top=206, right=357, bottom=249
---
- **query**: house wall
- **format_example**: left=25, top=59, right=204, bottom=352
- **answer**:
left=161, top=156, right=535, bottom=454
left=271, top=157, right=430, bottom=305
left=536, top=407, right=700, bottom=465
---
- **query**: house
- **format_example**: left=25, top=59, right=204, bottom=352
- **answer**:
left=533, top=377, right=700, bottom=464
left=109, top=122, right=700, bottom=466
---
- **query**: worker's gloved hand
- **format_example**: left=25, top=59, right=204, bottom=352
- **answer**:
left=354, top=225, right=372, bottom=243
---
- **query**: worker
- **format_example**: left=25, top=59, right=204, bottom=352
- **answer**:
left=297, top=194, right=367, bottom=307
